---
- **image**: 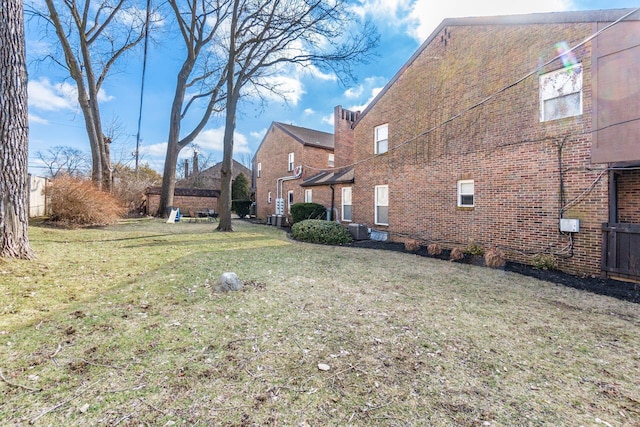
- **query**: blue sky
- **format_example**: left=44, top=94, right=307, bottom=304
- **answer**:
left=25, top=0, right=640, bottom=175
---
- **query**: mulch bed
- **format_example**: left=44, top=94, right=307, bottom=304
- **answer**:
left=349, top=239, right=640, bottom=304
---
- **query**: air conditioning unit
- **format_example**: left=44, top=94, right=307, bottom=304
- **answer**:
left=349, top=223, right=369, bottom=240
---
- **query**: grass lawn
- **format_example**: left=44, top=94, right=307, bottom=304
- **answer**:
left=1, top=218, right=639, bottom=426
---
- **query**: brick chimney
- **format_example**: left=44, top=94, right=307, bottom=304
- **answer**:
left=193, top=151, right=199, bottom=175
left=184, top=159, right=189, bottom=179
left=333, top=105, right=359, bottom=168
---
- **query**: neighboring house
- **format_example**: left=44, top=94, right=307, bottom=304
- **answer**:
left=178, top=157, right=251, bottom=191
left=253, top=106, right=359, bottom=222
left=146, top=159, right=249, bottom=216
left=347, top=9, right=640, bottom=280
left=145, top=187, right=220, bottom=216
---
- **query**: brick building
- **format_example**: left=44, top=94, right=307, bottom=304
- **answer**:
left=348, top=9, right=640, bottom=279
left=253, top=110, right=358, bottom=222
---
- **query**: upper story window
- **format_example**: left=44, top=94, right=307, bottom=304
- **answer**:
left=457, top=180, right=474, bottom=208
left=288, top=152, right=294, bottom=171
left=374, top=124, right=388, bottom=154
left=540, top=63, right=582, bottom=122
left=257, top=162, right=262, bottom=178
left=328, top=153, right=335, bottom=168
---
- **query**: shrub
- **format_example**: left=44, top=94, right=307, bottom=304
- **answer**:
left=46, top=175, right=125, bottom=227
left=404, top=239, right=420, bottom=252
left=450, top=247, right=465, bottom=261
left=484, top=247, right=506, bottom=269
left=291, top=219, right=353, bottom=245
left=232, top=200, right=252, bottom=218
left=465, top=240, right=484, bottom=256
left=290, top=203, right=326, bottom=224
left=427, top=243, right=442, bottom=256
left=532, top=253, right=558, bottom=270
left=112, top=163, right=161, bottom=215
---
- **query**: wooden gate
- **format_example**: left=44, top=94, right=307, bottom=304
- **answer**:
left=602, top=223, right=640, bottom=280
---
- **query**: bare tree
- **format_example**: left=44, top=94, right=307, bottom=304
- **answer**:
left=158, top=0, right=377, bottom=229
left=27, top=0, right=155, bottom=190
left=36, top=145, right=90, bottom=178
left=0, top=0, right=33, bottom=259
left=157, top=0, right=231, bottom=217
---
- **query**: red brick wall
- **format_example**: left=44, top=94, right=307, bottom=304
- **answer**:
left=254, top=124, right=333, bottom=220
left=147, top=194, right=218, bottom=216
left=352, top=22, right=611, bottom=276
left=617, top=170, right=640, bottom=223
left=334, top=105, right=358, bottom=168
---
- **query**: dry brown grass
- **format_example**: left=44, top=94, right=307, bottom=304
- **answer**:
left=1, top=219, right=639, bottom=426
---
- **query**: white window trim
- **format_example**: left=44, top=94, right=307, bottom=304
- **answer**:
left=374, top=124, right=389, bottom=154
left=341, top=187, right=352, bottom=222
left=374, top=185, right=389, bottom=226
left=304, top=189, right=312, bottom=203
left=539, top=63, right=583, bottom=122
left=287, top=190, right=294, bottom=213
left=328, top=153, right=335, bottom=168
left=288, top=152, right=294, bottom=172
left=257, top=162, right=261, bottom=178
left=457, top=180, right=474, bottom=208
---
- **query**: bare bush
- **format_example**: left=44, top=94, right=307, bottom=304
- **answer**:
left=484, top=247, right=506, bottom=269
left=404, top=239, right=420, bottom=252
left=46, top=175, right=125, bottom=227
left=427, top=243, right=442, bottom=256
left=450, top=247, right=465, bottom=261
left=112, top=164, right=161, bottom=215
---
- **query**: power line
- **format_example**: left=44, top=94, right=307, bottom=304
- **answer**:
left=302, top=7, right=640, bottom=173
left=135, top=0, right=152, bottom=172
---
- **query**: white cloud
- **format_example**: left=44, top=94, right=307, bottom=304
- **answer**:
left=28, top=78, right=114, bottom=112
left=406, top=0, right=574, bottom=42
left=353, top=0, right=573, bottom=42
left=141, top=142, right=168, bottom=157
left=321, top=114, right=334, bottom=126
left=28, top=78, right=77, bottom=111
left=251, top=129, right=267, bottom=140
left=192, top=127, right=251, bottom=154
left=28, top=114, right=49, bottom=125
left=345, top=85, right=364, bottom=99
left=304, top=108, right=315, bottom=115
left=349, top=86, right=384, bottom=112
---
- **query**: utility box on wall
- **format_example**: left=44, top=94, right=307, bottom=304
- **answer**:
left=560, top=218, right=580, bottom=233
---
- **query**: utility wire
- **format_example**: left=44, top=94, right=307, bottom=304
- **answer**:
left=302, top=7, right=640, bottom=173
left=135, top=0, right=152, bottom=172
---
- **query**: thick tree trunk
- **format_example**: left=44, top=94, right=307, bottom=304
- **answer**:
left=0, top=0, right=33, bottom=259
left=217, top=96, right=237, bottom=231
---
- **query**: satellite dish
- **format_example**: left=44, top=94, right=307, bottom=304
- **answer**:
left=294, top=165, right=303, bottom=177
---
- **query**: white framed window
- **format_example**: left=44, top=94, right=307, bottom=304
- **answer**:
left=342, top=187, right=352, bottom=222
left=457, top=180, right=474, bottom=207
left=328, top=153, right=335, bottom=167
left=288, top=152, right=295, bottom=171
left=287, top=190, right=294, bottom=213
left=374, top=185, right=388, bottom=225
left=374, top=124, right=388, bottom=154
left=304, top=189, right=312, bottom=203
left=540, top=63, right=582, bottom=122
left=257, top=162, right=261, bottom=178
left=268, top=191, right=272, bottom=204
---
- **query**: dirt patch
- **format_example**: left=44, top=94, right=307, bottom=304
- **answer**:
left=349, top=239, right=640, bottom=304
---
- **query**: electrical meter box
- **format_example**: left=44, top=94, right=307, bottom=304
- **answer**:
left=560, top=218, right=580, bottom=233
left=275, top=198, right=285, bottom=215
